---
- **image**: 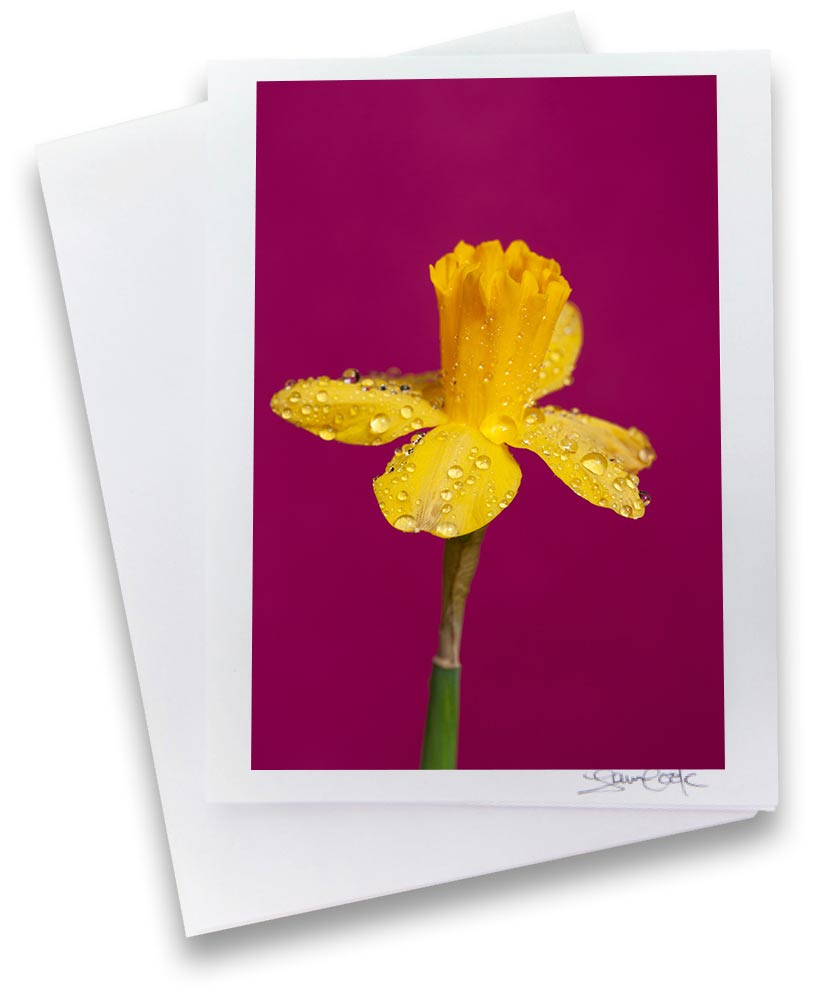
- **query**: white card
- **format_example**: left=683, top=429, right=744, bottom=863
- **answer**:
left=38, top=15, right=759, bottom=936
left=206, top=51, right=777, bottom=808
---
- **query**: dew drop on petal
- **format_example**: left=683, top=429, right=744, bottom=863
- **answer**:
left=440, top=488, right=453, bottom=501
left=474, top=454, right=491, bottom=471
left=397, top=490, right=409, bottom=502
left=581, top=452, right=607, bottom=475
left=301, top=404, right=313, bottom=416
left=400, top=405, right=414, bottom=419
left=639, top=490, right=652, bottom=507
left=370, top=413, right=391, bottom=434
left=316, top=390, right=329, bottom=403
left=394, top=515, right=418, bottom=532
left=342, top=368, right=361, bottom=383
left=281, top=408, right=292, bottom=420
left=284, top=379, right=296, bottom=388
left=318, top=428, right=336, bottom=441
left=436, top=521, right=459, bottom=538
left=447, top=465, right=464, bottom=480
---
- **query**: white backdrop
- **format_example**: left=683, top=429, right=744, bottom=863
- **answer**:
left=1, top=1, right=807, bottom=994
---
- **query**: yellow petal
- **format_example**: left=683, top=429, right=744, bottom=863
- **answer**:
left=536, top=303, right=583, bottom=398
left=517, top=406, right=656, bottom=519
left=397, top=370, right=444, bottom=408
left=271, top=373, right=445, bottom=445
left=373, top=424, right=521, bottom=538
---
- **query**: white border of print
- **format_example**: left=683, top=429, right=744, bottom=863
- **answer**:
left=206, top=52, right=776, bottom=807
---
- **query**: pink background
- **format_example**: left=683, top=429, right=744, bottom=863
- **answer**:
left=252, top=76, right=723, bottom=770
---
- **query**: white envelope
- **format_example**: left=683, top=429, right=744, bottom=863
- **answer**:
left=38, top=14, right=755, bottom=936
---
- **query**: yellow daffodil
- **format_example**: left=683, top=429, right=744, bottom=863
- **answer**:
left=271, top=239, right=655, bottom=538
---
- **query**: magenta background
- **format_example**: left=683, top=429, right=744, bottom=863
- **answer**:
left=252, top=76, right=723, bottom=770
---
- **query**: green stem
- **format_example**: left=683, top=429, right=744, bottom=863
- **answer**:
left=420, top=526, right=487, bottom=770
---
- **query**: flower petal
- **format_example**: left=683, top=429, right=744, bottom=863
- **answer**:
left=536, top=303, right=583, bottom=398
left=396, top=370, right=445, bottom=408
left=271, top=374, right=445, bottom=445
left=373, top=424, right=521, bottom=538
left=516, top=406, right=656, bottom=519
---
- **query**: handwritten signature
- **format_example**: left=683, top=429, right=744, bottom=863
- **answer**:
left=578, top=770, right=708, bottom=796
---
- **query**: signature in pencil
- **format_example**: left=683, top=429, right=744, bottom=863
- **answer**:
left=578, top=770, right=709, bottom=796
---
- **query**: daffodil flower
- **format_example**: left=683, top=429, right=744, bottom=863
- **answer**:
left=271, top=239, right=655, bottom=537
left=270, top=239, right=656, bottom=769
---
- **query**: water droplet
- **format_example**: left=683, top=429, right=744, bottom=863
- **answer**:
left=284, top=379, right=296, bottom=388
left=400, top=384, right=411, bottom=392
left=301, top=404, right=313, bottom=416
left=619, top=504, right=632, bottom=518
left=342, top=367, right=361, bottom=383
left=289, top=392, right=301, bottom=404
left=370, top=413, right=390, bottom=434
left=318, top=427, right=336, bottom=441
left=581, top=452, right=607, bottom=475
left=440, top=503, right=452, bottom=515
left=360, top=378, right=375, bottom=389
left=316, top=389, right=329, bottom=404
left=479, top=414, right=517, bottom=445
left=436, top=521, right=459, bottom=538
left=447, top=465, right=464, bottom=479
left=639, top=490, right=652, bottom=507
left=560, top=433, right=580, bottom=454
left=400, top=405, right=414, bottom=419
left=281, top=408, right=292, bottom=420
left=638, top=446, right=655, bottom=465
left=474, top=455, right=492, bottom=471
left=397, top=490, right=409, bottom=502
left=394, top=515, right=418, bottom=532
left=465, top=475, right=476, bottom=486
left=440, top=488, right=453, bottom=501
left=524, top=411, right=539, bottom=425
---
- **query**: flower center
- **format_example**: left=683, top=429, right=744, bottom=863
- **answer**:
left=430, top=240, right=570, bottom=431
left=479, top=413, right=519, bottom=446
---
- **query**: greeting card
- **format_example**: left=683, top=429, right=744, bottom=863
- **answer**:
left=206, top=53, right=777, bottom=807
